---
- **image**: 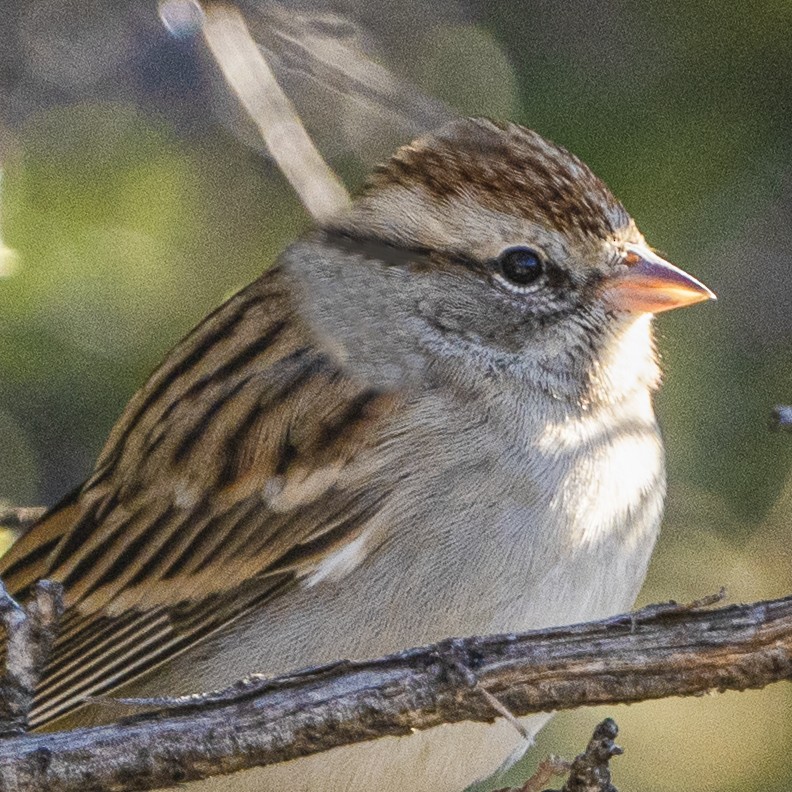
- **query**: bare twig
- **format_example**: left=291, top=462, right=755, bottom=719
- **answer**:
left=500, top=720, right=622, bottom=792
left=197, top=2, right=351, bottom=222
left=771, top=405, right=792, bottom=432
left=1, top=593, right=792, bottom=790
left=600, top=587, right=726, bottom=631
left=556, top=718, right=621, bottom=792
left=240, top=3, right=451, bottom=137
left=501, top=755, right=571, bottom=792
left=0, top=580, right=63, bottom=736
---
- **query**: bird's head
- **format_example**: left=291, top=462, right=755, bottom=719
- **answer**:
left=289, top=118, right=714, bottom=405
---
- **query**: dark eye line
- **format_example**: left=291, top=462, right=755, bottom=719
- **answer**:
left=321, top=228, right=574, bottom=292
left=321, top=229, right=483, bottom=273
left=541, top=260, right=575, bottom=290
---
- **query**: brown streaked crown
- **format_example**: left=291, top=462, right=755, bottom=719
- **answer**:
left=364, top=118, right=630, bottom=240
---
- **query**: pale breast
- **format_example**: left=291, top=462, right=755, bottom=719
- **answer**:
left=98, top=385, right=664, bottom=792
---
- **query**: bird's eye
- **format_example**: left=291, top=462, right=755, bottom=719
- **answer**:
left=496, top=247, right=544, bottom=291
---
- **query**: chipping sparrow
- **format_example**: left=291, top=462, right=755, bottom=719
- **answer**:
left=0, top=118, right=713, bottom=791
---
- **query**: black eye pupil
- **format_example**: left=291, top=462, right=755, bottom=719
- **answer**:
left=498, top=247, right=543, bottom=286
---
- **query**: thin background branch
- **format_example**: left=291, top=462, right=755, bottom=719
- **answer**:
left=195, top=2, right=352, bottom=222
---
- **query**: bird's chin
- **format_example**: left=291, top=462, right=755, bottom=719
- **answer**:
left=590, top=312, right=661, bottom=401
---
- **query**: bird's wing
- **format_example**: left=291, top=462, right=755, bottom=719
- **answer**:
left=0, top=264, right=407, bottom=727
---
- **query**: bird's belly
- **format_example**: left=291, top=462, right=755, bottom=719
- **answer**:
left=135, top=431, right=664, bottom=697
left=104, top=421, right=664, bottom=792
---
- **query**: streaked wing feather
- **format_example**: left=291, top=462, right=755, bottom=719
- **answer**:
left=30, top=576, right=297, bottom=728
left=0, top=265, right=405, bottom=727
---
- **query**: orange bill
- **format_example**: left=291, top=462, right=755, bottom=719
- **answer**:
left=604, top=244, right=716, bottom=314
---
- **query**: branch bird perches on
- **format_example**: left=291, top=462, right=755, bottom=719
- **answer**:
left=1, top=589, right=792, bottom=791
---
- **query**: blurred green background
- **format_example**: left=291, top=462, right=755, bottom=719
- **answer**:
left=1, top=1, right=791, bottom=789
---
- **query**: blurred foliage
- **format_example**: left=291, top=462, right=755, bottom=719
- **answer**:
left=0, top=1, right=791, bottom=790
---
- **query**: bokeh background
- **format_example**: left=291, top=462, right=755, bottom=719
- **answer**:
left=1, top=1, right=791, bottom=789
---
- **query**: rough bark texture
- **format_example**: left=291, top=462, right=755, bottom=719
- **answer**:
left=558, top=718, right=621, bottom=792
left=0, top=580, right=63, bottom=737
left=1, top=593, right=792, bottom=791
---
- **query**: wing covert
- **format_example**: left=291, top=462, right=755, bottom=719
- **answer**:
left=0, top=264, right=406, bottom=727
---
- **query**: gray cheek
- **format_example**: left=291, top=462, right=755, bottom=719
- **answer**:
left=419, top=284, right=535, bottom=356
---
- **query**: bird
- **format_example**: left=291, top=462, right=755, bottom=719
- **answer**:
left=0, top=117, right=713, bottom=791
